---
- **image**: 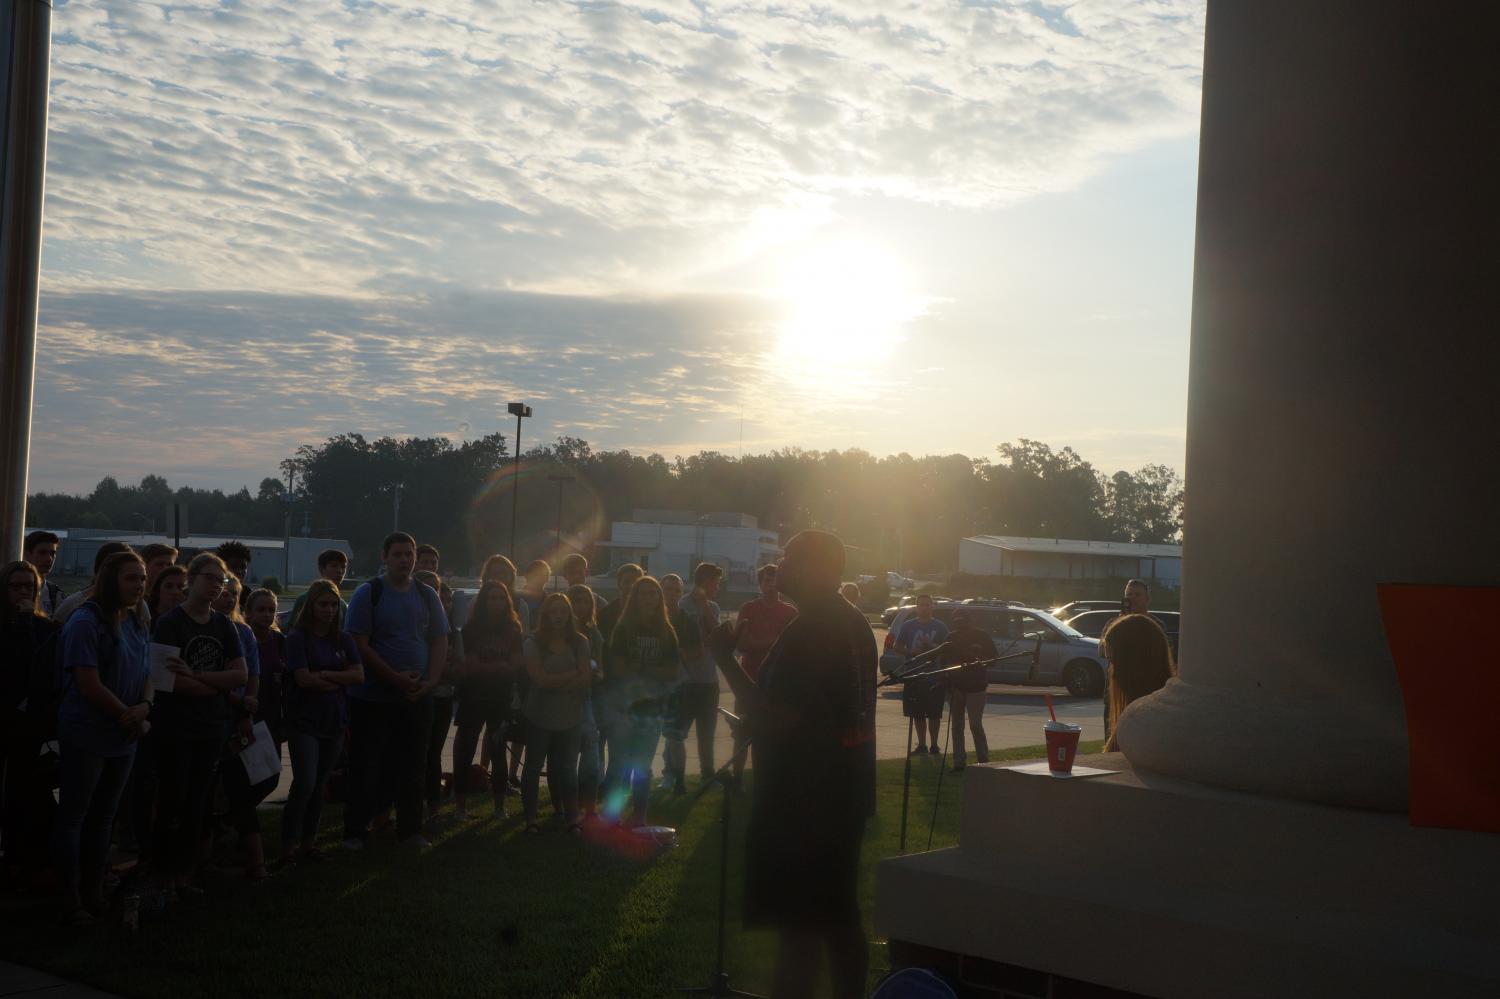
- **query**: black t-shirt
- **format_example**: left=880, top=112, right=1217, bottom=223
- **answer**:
left=152, top=605, right=244, bottom=741
left=943, top=625, right=998, bottom=693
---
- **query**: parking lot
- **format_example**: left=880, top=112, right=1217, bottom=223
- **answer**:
left=264, top=619, right=1101, bottom=804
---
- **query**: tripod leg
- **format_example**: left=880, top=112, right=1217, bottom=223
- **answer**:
left=928, top=690, right=954, bottom=851
left=899, top=715, right=914, bottom=855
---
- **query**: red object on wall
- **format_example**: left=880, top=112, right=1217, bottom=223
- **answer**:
left=1378, top=584, right=1500, bottom=833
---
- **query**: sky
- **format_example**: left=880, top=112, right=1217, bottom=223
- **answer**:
left=32, top=0, right=1206, bottom=494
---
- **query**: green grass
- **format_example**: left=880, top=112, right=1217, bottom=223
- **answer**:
left=1, top=741, right=1102, bottom=998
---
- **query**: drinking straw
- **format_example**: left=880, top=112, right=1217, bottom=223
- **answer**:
left=1045, top=692, right=1058, bottom=724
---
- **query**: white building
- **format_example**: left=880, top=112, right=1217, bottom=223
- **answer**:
left=597, top=510, right=781, bottom=587
left=959, top=534, right=1182, bottom=586
left=48, top=529, right=352, bottom=587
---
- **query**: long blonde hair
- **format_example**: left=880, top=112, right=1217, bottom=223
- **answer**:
left=1103, top=613, right=1175, bottom=751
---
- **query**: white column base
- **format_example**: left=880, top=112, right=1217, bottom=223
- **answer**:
left=1115, top=676, right=1409, bottom=812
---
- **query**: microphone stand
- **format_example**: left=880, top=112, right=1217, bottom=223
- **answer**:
left=674, top=708, right=764, bottom=999
left=879, top=642, right=1042, bottom=854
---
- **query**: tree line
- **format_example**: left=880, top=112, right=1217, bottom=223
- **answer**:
left=26, top=434, right=1183, bottom=577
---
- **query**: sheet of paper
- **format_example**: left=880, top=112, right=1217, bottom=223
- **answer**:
left=1004, top=761, right=1118, bottom=779
left=149, top=643, right=180, bottom=693
left=239, top=721, right=281, bottom=785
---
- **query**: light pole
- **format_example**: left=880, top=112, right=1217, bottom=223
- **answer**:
left=506, top=402, right=532, bottom=561
left=547, top=473, right=572, bottom=549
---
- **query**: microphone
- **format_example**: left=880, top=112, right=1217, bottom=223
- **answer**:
left=717, top=706, right=745, bottom=735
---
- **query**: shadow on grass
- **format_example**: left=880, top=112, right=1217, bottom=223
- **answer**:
left=0, top=742, right=1099, bottom=998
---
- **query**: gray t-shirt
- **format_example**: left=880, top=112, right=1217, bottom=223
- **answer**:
left=676, top=594, right=721, bottom=685
left=522, top=633, right=591, bottom=731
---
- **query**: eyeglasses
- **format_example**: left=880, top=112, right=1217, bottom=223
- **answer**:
left=194, top=573, right=230, bottom=586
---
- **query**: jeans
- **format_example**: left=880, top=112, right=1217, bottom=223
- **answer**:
left=425, top=690, right=455, bottom=805
left=124, top=732, right=158, bottom=859
left=452, top=678, right=510, bottom=800
left=344, top=696, right=433, bottom=842
left=601, top=681, right=668, bottom=822
left=283, top=731, right=339, bottom=850
left=577, top=697, right=601, bottom=814
left=949, top=690, right=990, bottom=765
left=522, top=724, right=581, bottom=825
left=52, top=741, right=134, bottom=907
left=663, top=682, right=719, bottom=783
left=152, top=736, right=220, bottom=877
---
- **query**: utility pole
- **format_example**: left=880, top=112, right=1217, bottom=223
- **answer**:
left=0, top=1, right=52, bottom=560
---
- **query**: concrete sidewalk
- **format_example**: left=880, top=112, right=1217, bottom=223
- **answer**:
left=0, top=962, right=120, bottom=999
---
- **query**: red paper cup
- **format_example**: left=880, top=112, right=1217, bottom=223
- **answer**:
left=1044, top=725, right=1082, bottom=776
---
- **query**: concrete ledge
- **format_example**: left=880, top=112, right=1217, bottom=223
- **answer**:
left=875, top=754, right=1500, bottom=998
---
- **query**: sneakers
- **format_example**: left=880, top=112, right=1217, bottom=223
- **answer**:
left=909, top=745, right=927, bottom=756
left=400, top=834, right=431, bottom=849
left=340, top=838, right=364, bottom=851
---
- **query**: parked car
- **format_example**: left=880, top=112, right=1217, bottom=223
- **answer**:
left=881, top=593, right=957, bottom=626
left=880, top=604, right=1108, bottom=697
left=1050, top=599, right=1122, bottom=620
left=1064, top=609, right=1181, bottom=657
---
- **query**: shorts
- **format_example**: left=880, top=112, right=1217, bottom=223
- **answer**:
left=901, top=680, right=945, bottom=720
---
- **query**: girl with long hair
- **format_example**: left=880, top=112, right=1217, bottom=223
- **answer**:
left=53, top=551, right=152, bottom=923
left=568, top=583, right=605, bottom=822
left=602, top=575, right=680, bottom=826
left=520, top=593, right=592, bottom=833
left=1100, top=613, right=1176, bottom=752
left=2, top=561, right=60, bottom=889
left=280, top=579, right=362, bottom=865
left=147, top=564, right=188, bottom=622
left=453, top=580, right=524, bottom=820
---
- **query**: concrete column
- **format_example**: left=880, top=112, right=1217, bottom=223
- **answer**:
left=1116, top=1, right=1500, bottom=811
left=0, top=1, right=52, bottom=560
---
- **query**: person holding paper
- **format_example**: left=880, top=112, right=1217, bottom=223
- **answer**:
left=149, top=552, right=247, bottom=895
left=211, top=575, right=279, bottom=881
left=53, top=551, right=152, bottom=924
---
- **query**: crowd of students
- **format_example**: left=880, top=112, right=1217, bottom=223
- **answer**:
left=1, top=529, right=802, bottom=925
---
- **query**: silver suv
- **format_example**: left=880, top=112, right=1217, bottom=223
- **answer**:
left=881, top=605, right=1109, bottom=697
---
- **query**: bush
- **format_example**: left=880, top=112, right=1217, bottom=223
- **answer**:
left=258, top=575, right=283, bottom=595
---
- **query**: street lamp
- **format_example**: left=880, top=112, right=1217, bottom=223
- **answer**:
left=547, top=473, right=572, bottom=548
left=506, top=402, right=532, bottom=560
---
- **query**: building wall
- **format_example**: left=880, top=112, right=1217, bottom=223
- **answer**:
left=959, top=539, right=1182, bottom=585
left=607, top=521, right=780, bottom=584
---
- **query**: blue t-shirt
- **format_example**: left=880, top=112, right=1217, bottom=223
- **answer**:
left=285, top=628, right=362, bottom=737
left=58, top=602, right=151, bottom=757
left=345, top=579, right=449, bottom=702
left=897, top=617, right=949, bottom=661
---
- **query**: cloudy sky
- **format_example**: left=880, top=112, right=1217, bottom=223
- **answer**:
left=34, top=0, right=1205, bottom=493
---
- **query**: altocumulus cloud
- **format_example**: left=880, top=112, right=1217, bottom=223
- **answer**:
left=35, top=0, right=1205, bottom=489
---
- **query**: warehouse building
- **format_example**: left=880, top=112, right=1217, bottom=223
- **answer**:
left=959, top=534, right=1182, bottom=586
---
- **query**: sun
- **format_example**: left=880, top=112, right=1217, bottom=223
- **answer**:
left=774, top=239, right=927, bottom=363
